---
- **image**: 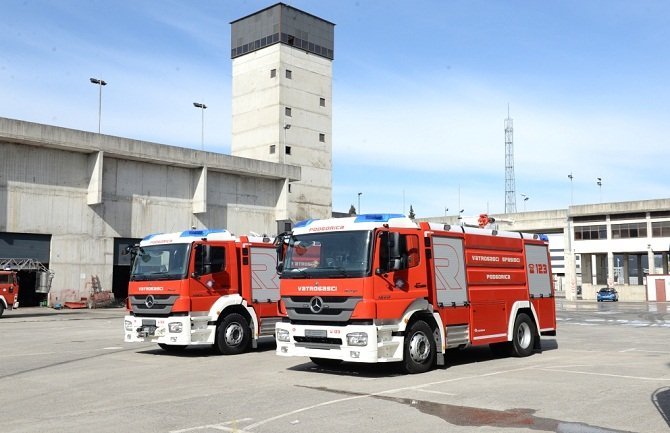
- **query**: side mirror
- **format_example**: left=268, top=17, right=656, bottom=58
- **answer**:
left=276, top=261, right=284, bottom=274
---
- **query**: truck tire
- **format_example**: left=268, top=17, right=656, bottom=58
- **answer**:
left=0, top=301, right=4, bottom=317
left=158, top=343, right=187, bottom=353
left=401, top=320, right=436, bottom=374
left=511, top=313, right=536, bottom=357
left=216, top=313, right=251, bottom=355
left=310, top=357, right=343, bottom=368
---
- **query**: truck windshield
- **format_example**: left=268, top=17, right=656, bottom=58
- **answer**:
left=130, top=244, right=190, bottom=281
left=282, top=230, right=372, bottom=278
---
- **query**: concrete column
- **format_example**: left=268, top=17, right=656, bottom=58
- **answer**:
left=87, top=151, right=103, bottom=205
left=607, top=251, right=614, bottom=287
left=193, top=166, right=207, bottom=214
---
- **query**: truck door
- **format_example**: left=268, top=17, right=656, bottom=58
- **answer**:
left=190, top=242, right=231, bottom=312
left=373, top=230, right=427, bottom=319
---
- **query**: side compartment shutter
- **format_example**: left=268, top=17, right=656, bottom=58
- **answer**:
left=250, top=247, right=280, bottom=302
left=432, top=237, right=468, bottom=306
left=525, top=244, right=552, bottom=298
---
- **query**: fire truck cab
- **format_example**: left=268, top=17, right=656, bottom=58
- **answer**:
left=124, top=229, right=281, bottom=354
left=275, top=214, right=556, bottom=373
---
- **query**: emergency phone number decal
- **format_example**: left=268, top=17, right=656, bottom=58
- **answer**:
left=528, top=263, right=548, bottom=274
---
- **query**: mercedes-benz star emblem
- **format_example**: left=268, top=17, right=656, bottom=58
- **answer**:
left=145, top=295, right=155, bottom=309
left=309, top=296, right=324, bottom=314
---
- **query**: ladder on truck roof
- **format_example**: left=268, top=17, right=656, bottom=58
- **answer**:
left=0, top=258, right=54, bottom=294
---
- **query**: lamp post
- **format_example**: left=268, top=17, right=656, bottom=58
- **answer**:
left=282, top=123, right=291, bottom=164
left=596, top=177, right=602, bottom=203
left=357, top=192, right=362, bottom=214
left=521, top=193, right=529, bottom=211
left=568, top=172, right=574, bottom=205
left=193, top=102, right=207, bottom=150
left=89, top=77, right=107, bottom=133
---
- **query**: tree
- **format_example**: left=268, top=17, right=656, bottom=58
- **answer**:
left=349, top=205, right=357, bottom=215
left=408, top=205, right=415, bottom=219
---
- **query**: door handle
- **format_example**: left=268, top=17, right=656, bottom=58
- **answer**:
left=415, top=283, right=427, bottom=288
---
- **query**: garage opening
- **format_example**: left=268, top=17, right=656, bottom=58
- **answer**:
left=0, top=233, right=52, bottom=307
left=113, top=237, right=141, bottom=305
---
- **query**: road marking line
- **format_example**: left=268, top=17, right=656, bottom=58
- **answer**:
left=170, top=418, right=254, bottom=433
left=243, top=366, right=534, bottom=430
left=536, top=368, right=670, bottom=382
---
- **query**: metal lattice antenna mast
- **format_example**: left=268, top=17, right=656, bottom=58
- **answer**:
left=504, top=105, right=517, bottom=213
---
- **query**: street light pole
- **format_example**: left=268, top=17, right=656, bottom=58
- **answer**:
left=568, top=172, right=574, bottom=205
left=193, top=102, right=207, bottom=150
left=89, top=77, right=107, bottom=133
left=596, top=177, right=603, bottom=203
left=358, top=192, right=362, bottom=214
left=521, top=193, right=529, bottom=212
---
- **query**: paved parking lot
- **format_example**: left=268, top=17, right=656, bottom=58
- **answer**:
left=1, top=301, right=669, bottom=433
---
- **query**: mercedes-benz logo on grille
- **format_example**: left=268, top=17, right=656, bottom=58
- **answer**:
left=309, top=296, right=324, bottom=314
left=145, top=295, right=155, bottom=309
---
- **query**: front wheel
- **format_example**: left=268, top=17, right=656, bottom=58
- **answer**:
left=511, top=313, right=536, bottom=357
left=400, top=320, right=436, bottom=374
left=216, top=313, right=251, bottom=355
left=0, top=302, right=5, bottom=317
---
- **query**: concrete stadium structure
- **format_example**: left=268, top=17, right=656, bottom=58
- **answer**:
left=420, top=198, right=670, bottom=302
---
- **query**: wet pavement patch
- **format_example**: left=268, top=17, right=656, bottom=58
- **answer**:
left=300, top=385, right=635, bottom=433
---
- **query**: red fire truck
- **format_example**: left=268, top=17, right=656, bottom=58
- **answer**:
left=0, top=270, right=19, bottom=317
left=275, top=214, right=556, bottom=373
left=124, top=229, right=281, bottom=354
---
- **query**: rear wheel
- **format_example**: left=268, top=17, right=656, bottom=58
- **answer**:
left=0, top=302, right=5, bottom=317
left=401, top=320, right=436, bottom=374
left=216, top=313, right=251, bottom=355
left=511, top=313, right=536, bottom=357
left=158, top=343, right=187, bottom=353
left=310, top=357, right=343, bottom=368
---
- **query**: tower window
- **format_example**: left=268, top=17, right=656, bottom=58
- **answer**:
left=270, top=69, right=276, bottom=78
left=286, top=69, right=292, bottom=79
left=320, top=98, right=326, bottom=107
left=285, top=146, right=292, bottom=155
left=285, top=107, right=292, bottom=117
left=319, top=133, right=325, bottom=142
left=270, top=145, right=276, bottom=154
left=287, top=185, right=292, bottom=194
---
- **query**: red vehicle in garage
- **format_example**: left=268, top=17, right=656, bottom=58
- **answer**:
left=275, top=214, right=557, bottom=373
left=0, top=270, right=19, bottom=317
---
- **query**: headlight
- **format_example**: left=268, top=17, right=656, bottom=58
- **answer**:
left=124, top=320, right=133, bottom=331
left=276, top=329, right=290, bottom=342
left=347, top=332, right=368, bottom=346
left=168, top=322, right=183, bottom=333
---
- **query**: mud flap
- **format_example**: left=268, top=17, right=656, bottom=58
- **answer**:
left=436, top=352, right=445, bottom=366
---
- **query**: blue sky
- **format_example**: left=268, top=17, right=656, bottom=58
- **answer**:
left=2, top=1, right=669, bottom=218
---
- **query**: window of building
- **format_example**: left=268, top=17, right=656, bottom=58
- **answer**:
left=286, top=69, right=292, bottom=79
left=269, top=145, right=276, bottom=154
left=288, top=184, right=292, bottom=193
left=320, top=97, right=326, bottom=107
left=270, top=68, right=276, bottom=78
left=574, top=225, right=606, bottom=240
left=285, top=146, right=291, bottom=155
left=319, top=133, right=325, bottom=142
left=652, top=221, right=670, bottom=237
left=285, top=107, right=292, bottom=117
left=611, top=222, right=647, bottom=239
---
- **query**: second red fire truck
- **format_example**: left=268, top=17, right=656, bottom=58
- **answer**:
left=275, top=214, right=556, bottom=373
left=0, top=270, right=19, bottom=317
left=124, top=229, right=281, bottom=354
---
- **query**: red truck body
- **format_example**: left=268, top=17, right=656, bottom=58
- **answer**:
left=0, top=270, right=19, bottom=316
left=124, top=229, right=281, bottom=354
left=275, top=214, right=556, bottom=373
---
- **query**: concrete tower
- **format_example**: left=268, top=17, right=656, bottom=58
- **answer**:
left=230, top=3, right=334, bottom=231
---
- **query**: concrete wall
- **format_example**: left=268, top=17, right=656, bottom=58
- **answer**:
left=0, top=117, right=301, bottom=304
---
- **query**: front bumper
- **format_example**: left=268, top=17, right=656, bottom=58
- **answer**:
left=123, top=315, right=214, bottom=346
left=275, top=322, right=404, bottom=363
